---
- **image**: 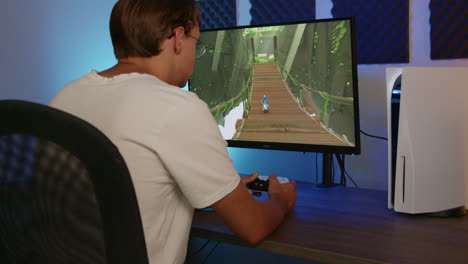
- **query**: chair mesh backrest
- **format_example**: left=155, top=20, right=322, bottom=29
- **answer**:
left=0, top=135, right=106, bottom=263
left=0, top=100, right=148, bottom=264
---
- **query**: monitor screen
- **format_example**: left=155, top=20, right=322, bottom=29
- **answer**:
left=189, top=17, right=360, bottom=154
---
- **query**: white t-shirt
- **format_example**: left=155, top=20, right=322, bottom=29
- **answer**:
left=50, top=71, right=240, bottom=264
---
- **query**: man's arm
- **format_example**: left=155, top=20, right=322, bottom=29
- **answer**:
left=210, top=173, right=297, bottom=244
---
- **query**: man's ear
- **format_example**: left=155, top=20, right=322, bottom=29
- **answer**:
left=172, top=26, right=185, bottom=54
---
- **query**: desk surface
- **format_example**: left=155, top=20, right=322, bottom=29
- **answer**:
left=191, top=182, right=468, bottom=264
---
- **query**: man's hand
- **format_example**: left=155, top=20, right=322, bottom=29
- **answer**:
left=268, top=175, right=297, bottom=214
left=240, top=172, right=259, bottom=185
left=240, top=172, right=262, bottom=196
left=211, top=173, right=297, bottom=244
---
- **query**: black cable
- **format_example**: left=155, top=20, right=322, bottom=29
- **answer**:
left=330, top=154, right=334, bottom=184
left=341, top=154, right=346, bottom=186
left=342, top=155, right=347, bottom=186
left=186, top=239, right=210, bottom=260
left=336, top=154, right=345, bottom=186
left=315, top=152, right=318, bottom=185
left=345, top=169, right=359, bottom=188
left=202, top=242, right=220, bottom=264
left=334, top=154, right=359, bottom=188
left=335, top=154, right=346, bottom=186
left=360, top=130, right=388, bottom=141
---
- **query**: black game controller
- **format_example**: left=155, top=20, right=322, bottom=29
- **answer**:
left=246, top=178, right=269, bottom=192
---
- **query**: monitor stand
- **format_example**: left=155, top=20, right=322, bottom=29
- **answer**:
left=316, top=153, right=340, bottom=188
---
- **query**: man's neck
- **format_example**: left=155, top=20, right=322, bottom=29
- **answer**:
left=98, top=56, right=176, bottom=86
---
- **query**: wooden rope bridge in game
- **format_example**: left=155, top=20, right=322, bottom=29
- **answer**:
left=233, top=61, right=348, bottom=146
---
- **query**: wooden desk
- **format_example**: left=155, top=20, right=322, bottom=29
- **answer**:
left=190, top=182, right=468, bottom=264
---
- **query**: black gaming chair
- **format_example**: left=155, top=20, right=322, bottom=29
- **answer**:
left=0, top=100, right=149, bottom=263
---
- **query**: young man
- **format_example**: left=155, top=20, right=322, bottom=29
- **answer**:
left=50, top=0, right=297, bottom=263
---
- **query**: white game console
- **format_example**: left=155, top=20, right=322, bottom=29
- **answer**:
left=386, top=67, right=468, bottom=215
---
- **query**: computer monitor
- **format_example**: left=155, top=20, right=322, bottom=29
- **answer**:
left=189, top=17, right=360, bottom=154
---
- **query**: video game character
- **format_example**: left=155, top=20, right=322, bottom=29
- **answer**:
left=262, top=95, right=269, bottom=113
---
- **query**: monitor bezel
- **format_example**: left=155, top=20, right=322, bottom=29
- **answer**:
left=190, top=17, right=361, bottom=155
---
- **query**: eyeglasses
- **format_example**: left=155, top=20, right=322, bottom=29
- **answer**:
left=187, top=35, right=208, bottom=59
left=168, top=33, right=208, bottom=60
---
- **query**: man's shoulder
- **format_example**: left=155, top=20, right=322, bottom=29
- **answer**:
left=128, top=75, right=199, bottom=102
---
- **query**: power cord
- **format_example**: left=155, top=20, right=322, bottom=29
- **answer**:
left=332, top=128, right=388, bottom=188
left=313, top=130, right=385, bottom=188
left=185, top=239, right=211, bottom=263
left=335, top=154, right=359, bottom=188
left=335, top=153, right=346, bottom=186
left=315, top=152, right=319, bottom=185
left=202, top=242, right=220, bottom=264
left=344, top=168, right=359, bottom=188
left=360, top=130, right=388, bottom=141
